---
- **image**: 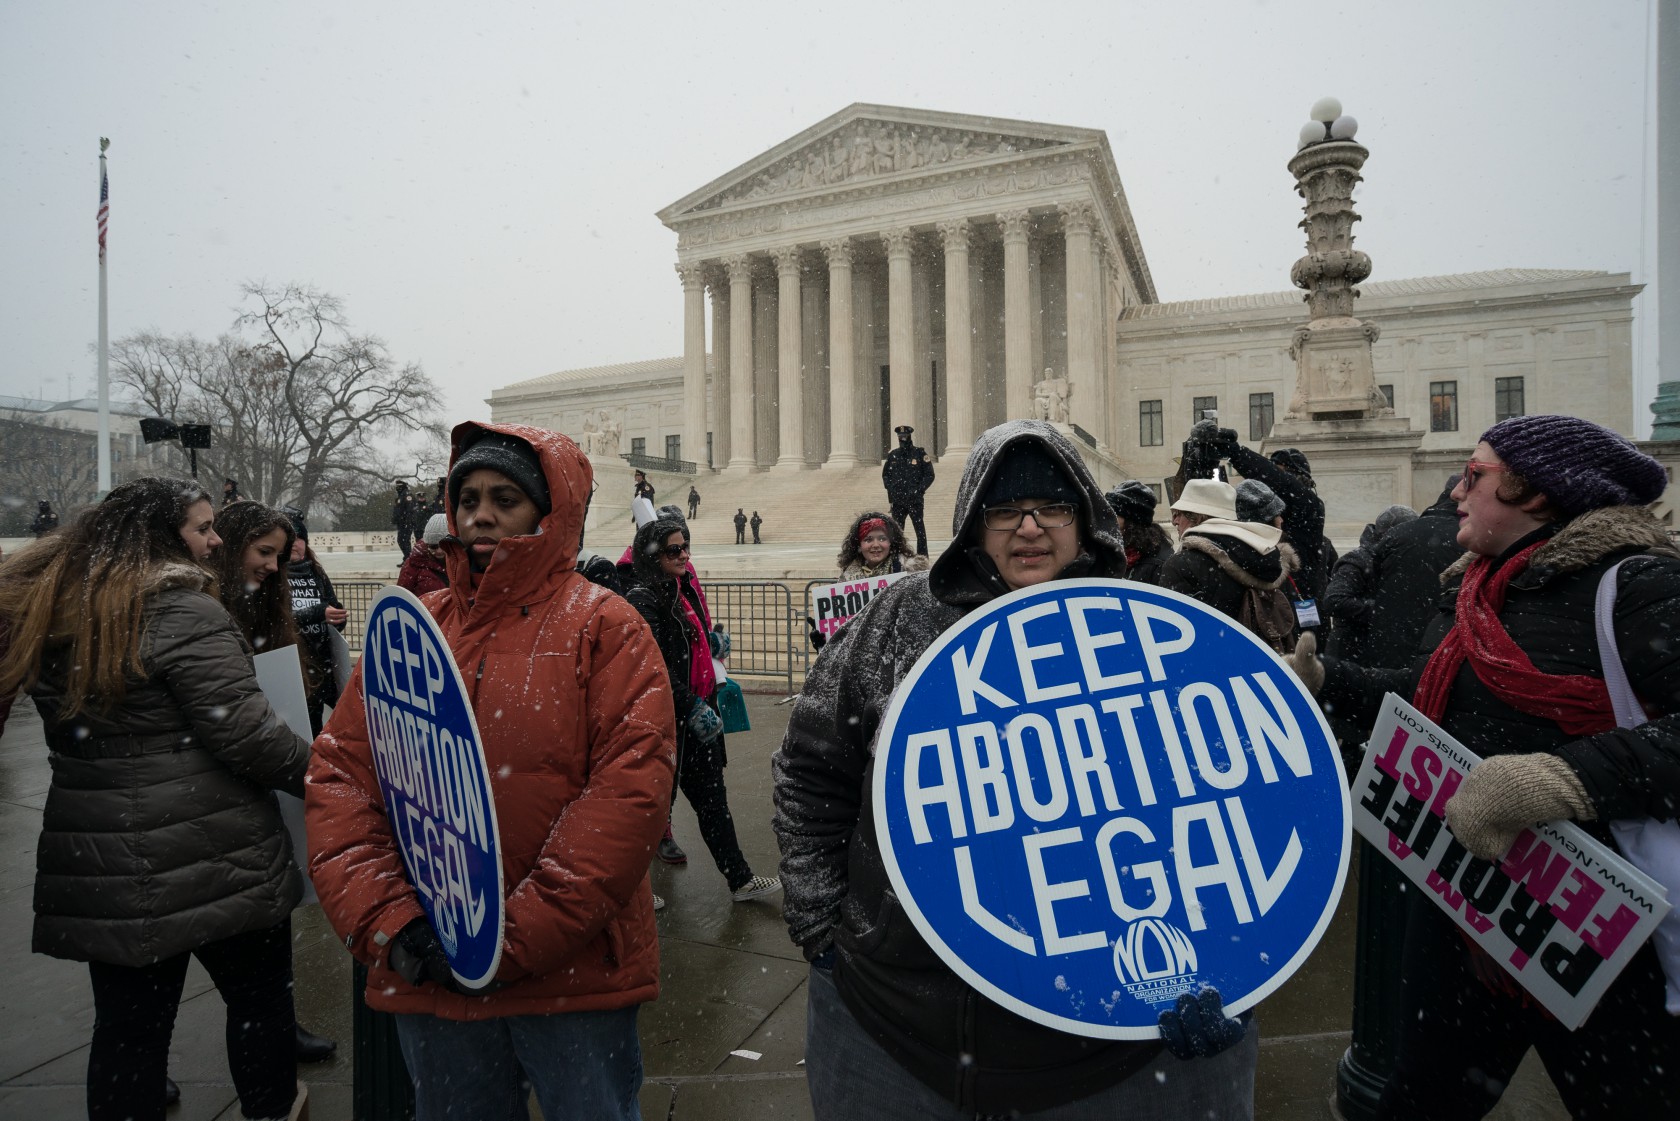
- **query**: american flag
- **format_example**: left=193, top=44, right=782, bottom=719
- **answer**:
left=97, top=164, right=109, bottom=264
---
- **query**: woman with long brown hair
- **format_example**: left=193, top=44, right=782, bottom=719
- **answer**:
left=0, top=477, right=310, bottom=1121
left=212, top=499, right=341, bottom=1066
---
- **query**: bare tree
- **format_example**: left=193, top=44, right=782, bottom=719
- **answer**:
left=238, top=283, right=444, bottom=515
left=112, top=283, right=444, bottom=516
left=0, top=412, right=105, bottom=532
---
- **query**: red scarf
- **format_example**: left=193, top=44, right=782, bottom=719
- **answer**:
left=1412, top=541, right=1616, bottom=736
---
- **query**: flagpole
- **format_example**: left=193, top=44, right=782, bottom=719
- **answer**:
left=96, top=137, right=112, bottom=497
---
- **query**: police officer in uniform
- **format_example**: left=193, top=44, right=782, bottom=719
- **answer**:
left=881, top=425, right=935, bottom=556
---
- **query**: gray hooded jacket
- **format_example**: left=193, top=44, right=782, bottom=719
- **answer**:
left=772, top=420, right=1157, bottom=1113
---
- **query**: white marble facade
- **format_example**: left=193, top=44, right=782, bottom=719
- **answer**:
left=1114, top=269, right=1641, bottom=507
left=660, top=104, right=1153, bottom=471
left=489, top=105, right=1645, bottom=521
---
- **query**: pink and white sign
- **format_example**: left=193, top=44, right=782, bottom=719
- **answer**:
left=1352, top=695, right=1670, bottom=1029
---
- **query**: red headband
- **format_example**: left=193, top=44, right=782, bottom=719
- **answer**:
left=858, top=517, right=888, bottom=542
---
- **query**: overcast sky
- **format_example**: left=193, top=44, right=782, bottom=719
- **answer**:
left=0, top=1, right=1658, bottom=435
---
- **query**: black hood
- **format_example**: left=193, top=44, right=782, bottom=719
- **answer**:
left=927, top=420, right=1126, bottom=605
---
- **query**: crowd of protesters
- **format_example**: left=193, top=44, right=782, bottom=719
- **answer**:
left=2, top=407, right=1677, bottom=1119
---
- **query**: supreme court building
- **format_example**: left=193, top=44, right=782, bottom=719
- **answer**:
left=490, top=103, right=1645, bottom=516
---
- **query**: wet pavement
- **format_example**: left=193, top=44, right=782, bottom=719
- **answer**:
left=0, top=691, right=1567, bottom=1119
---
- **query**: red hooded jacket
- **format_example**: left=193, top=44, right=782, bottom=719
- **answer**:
left=306, top=421, right=676, bottom=1019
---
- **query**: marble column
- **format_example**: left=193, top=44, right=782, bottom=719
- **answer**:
left=1001, top=209, right=1033, bottom=420
left=707, top=271, right=730, bottom=469
left=724, top=255, right=756, bottom=470
left=677, top=263, right=707, bottom=469
left=940, top=219, right=975, bottom=459
left=773, top=246, right=806, bottom=468
left=823, top=238, right=859, bottom=469
left=802, top=264, right=827, bottom=465
left=884, top=227, right=917, bottom=434
left=912, top=242, right=934, bottom=447
left=854, top=263, right=879, bottom=461
left=1061, top=202, right=1098, bottom=430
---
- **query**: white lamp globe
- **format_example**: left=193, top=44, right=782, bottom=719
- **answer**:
left=1310, top=97, right=1343, bottom=123
left=1298, top=122, right=1325, bottom=150
left=1329, top=115, right=1359, bottom=140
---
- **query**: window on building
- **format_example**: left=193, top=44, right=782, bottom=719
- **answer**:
left=1248, top=393, right=1274, bottom=441
left=631, top=436, right=646, bottom=457
left=666, top=434, right=681, bottom=461
left=1429, top=381, right=1459, bottom=432
left=1140, top=399, right=1163, bottom=447
left=1378, top=384, right=1394, bottom=408
left=1192, top=395, right=1218, bottom=423
left=1495, top=376, right=1525, bottom=422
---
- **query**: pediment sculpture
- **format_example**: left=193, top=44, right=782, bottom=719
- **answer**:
left=701, top=122, right=1063, bottom=209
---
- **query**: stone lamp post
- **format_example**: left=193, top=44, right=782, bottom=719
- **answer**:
left=1284, top=97, right=1389, bottom=421
left=1265, top=99, right=1423, bottom=547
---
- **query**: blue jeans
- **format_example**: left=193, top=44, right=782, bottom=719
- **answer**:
left=394, top=1005, right=643, bottom=1120
left=804, top=965, right=1257, bottom=1120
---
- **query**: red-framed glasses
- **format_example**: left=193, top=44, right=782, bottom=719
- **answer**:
left=1462, top=459, right=1509, bottom=492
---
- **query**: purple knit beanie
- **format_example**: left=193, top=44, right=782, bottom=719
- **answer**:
left=1481, top=414, right=1668, bottom=517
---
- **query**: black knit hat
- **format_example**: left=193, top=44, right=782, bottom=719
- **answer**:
left=448, top=430, right=552, bottom=516
left=1481, top=414, right=1668, bottom=517
left=1269, top=448, right=1312, bottom=479
left=980, top=439, right=1081, bottom=508
left=1105, top=480, right=1157, bottom=524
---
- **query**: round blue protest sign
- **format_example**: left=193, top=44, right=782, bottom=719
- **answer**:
left=873, top=578, right=1349, bottom=1039
left=363, top=586, right=505, bottom=990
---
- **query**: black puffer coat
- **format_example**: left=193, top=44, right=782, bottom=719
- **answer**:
left=26, top=564, right=310, bottom=967
left=623, top=520, right=706, bottom=728
left=1319, top=505, right=1680, bottom=824
left=772, top=421, right=1149, bottom=1114
left=1225, top=442, right=1329, bottom=597
left=1357, top=485, right=1465, bottom=669
left=1158, top=523, right=1297, bottom=625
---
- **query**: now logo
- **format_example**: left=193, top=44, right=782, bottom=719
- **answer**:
left=1113, top=918, right=1198, bottom=985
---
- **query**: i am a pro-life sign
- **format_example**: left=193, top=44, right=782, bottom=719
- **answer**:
left=363, top=587, right=505, bottom=989
left=873, top=579, right=1350, bottom=1039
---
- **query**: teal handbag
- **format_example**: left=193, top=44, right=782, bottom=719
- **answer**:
left=716, top=678, right=751, bottom=734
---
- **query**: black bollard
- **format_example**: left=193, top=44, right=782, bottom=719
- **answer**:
left=352, top=960, right=416, bottom=1121
left=1335, top=836, right=1410, bottom=1119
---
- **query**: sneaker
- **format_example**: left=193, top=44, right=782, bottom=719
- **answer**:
left=730, top=875, right=782, bottom=903
left=652, top=893, right=666, bottom=912
left=657, top=832, right=688, bottom=866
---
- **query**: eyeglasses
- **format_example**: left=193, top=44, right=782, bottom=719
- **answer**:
left=981, top=503, right=1077, bottom=531
left=660, top=543, right=691, bottom=559
left=1461, top=460, right=1509, bottom=492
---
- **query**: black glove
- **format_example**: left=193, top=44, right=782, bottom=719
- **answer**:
left=1215, top=427, right=1242, bottom=456
left=1188, top=418, right=1220, bottom=444
left=1158, top=986, right=1249, bottom=1060
left=805, top=615, right=827, bottom=652
left=389, top=918, right=459, bottom=991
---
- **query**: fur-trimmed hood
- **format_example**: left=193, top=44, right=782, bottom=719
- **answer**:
left=1440, top=504, right=1680, bottom=585
left=143, top=561, right=213, bottom=596
left=1179, top=535, right=1300, bottom=591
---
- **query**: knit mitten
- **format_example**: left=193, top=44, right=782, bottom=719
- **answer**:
left=1445, top=753, right=1596, bottom=860
left=1286, top=631, right=1325, bottom=697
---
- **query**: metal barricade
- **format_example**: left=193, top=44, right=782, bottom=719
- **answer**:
left=332, top=580, right=390, bottom=652
left=703, top=580, right=797, bottom=695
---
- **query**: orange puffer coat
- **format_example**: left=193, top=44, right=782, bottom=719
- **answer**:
left=306, top=420, right=676, bottom=1019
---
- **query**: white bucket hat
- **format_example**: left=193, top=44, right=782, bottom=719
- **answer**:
left=1170, top=478, right=1238, bottom=521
